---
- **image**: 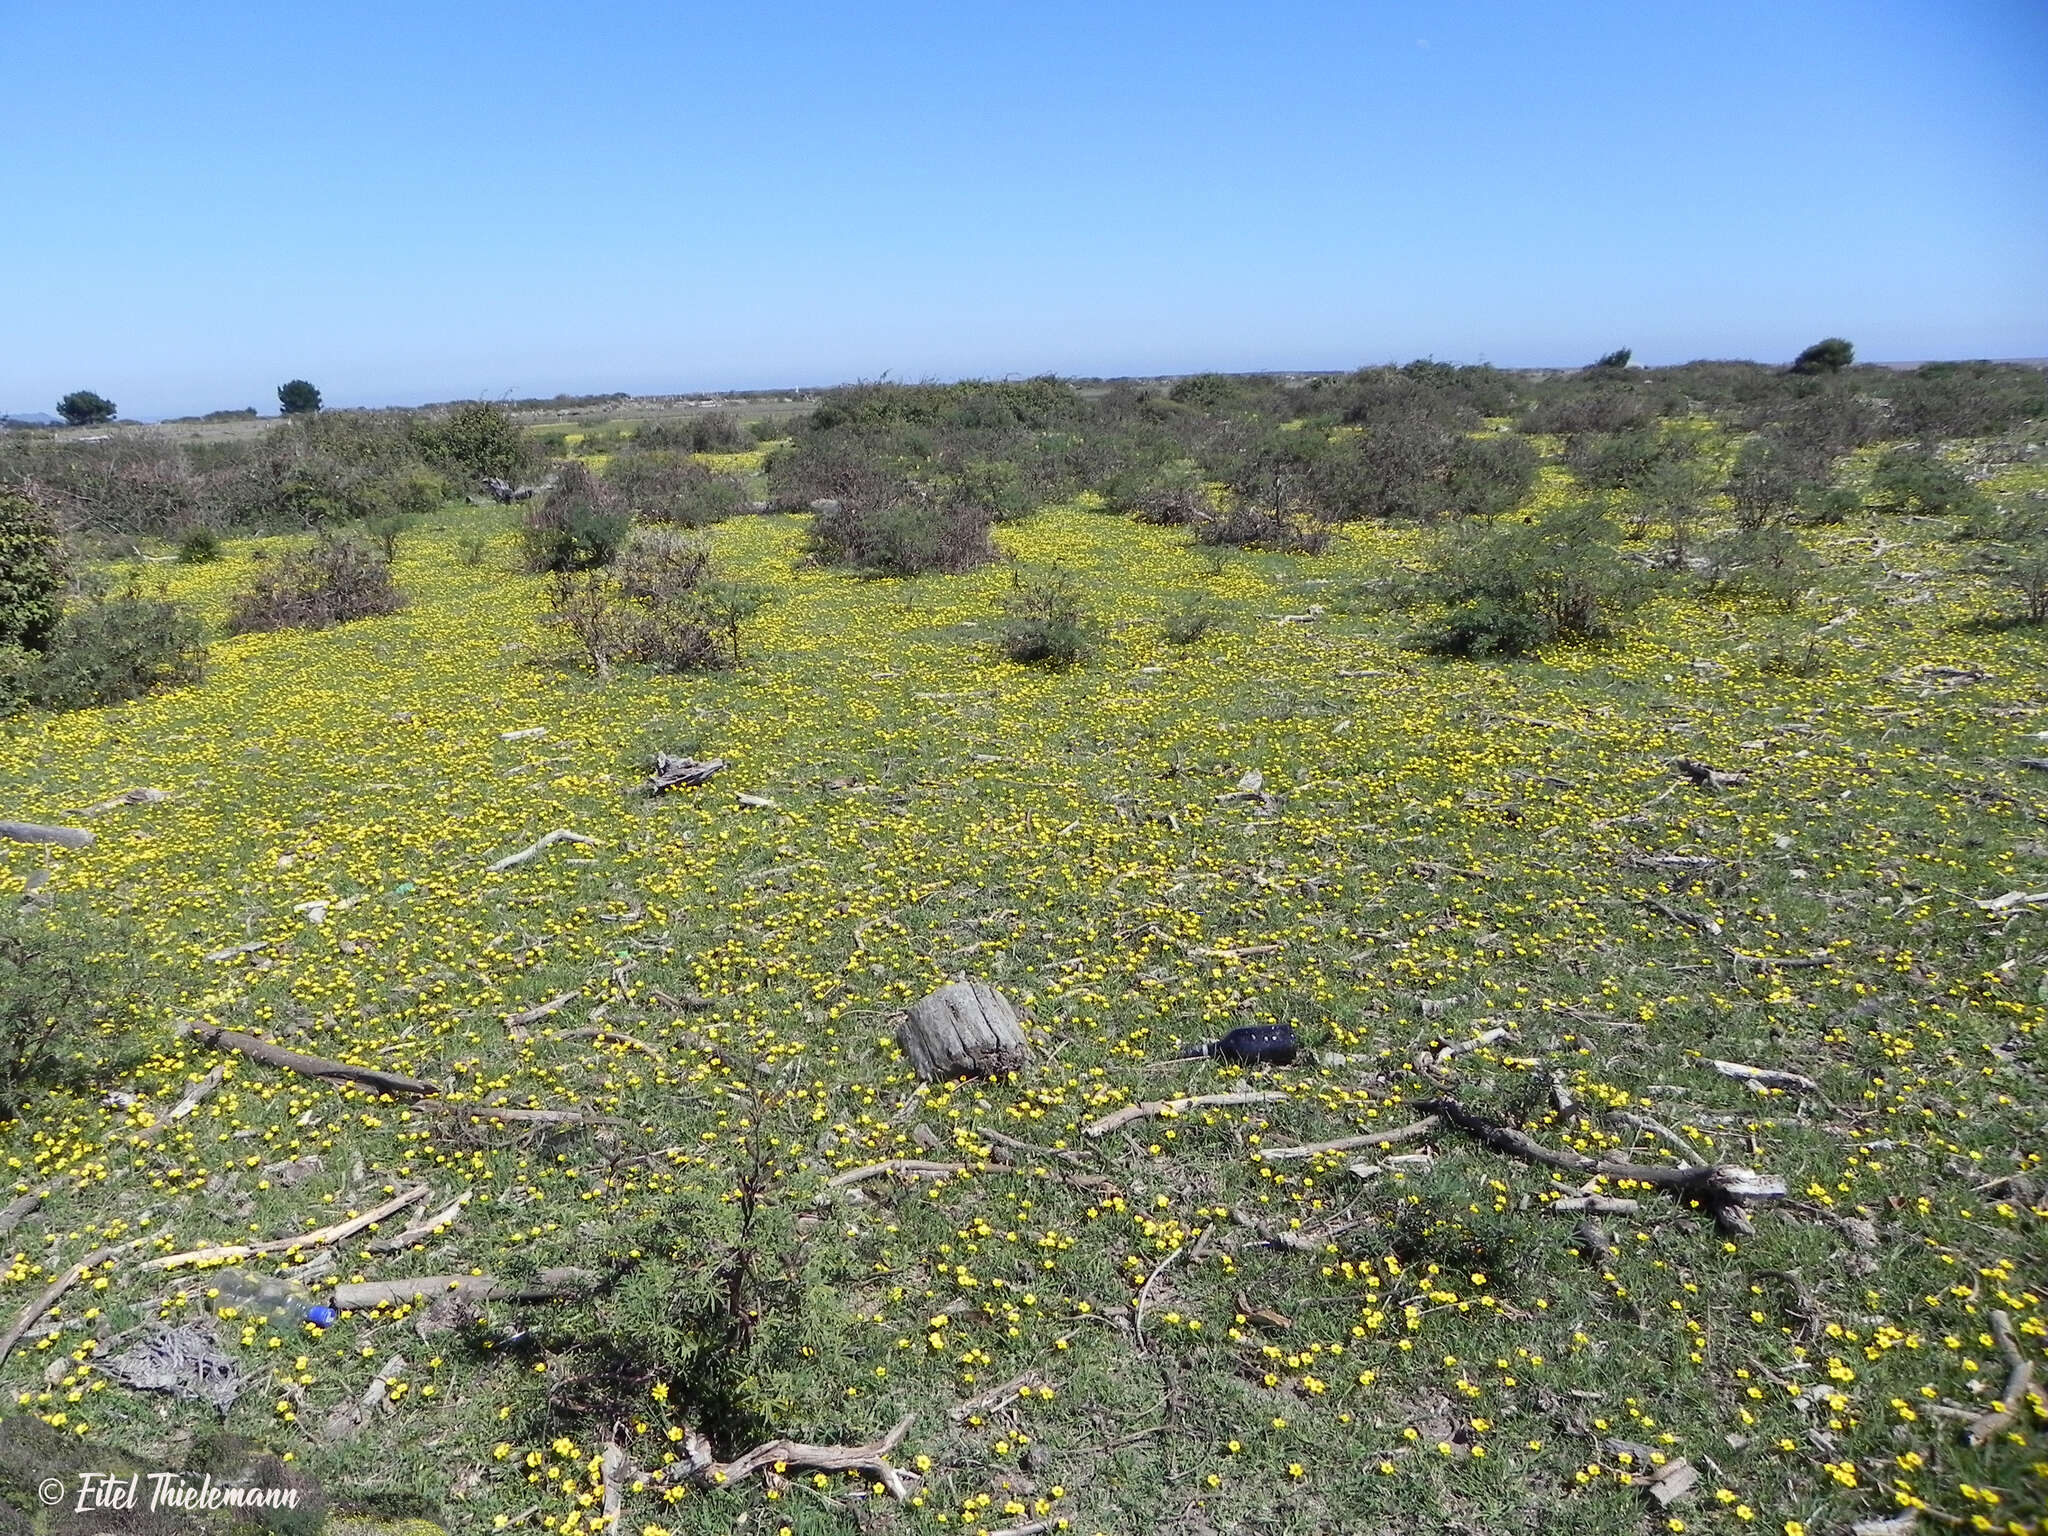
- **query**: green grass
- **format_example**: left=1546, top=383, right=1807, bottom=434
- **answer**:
left=0, top=479, right=2043, bottom=1535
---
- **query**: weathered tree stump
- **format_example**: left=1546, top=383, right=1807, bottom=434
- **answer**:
left=899, top=981, right=1030, bottom=1082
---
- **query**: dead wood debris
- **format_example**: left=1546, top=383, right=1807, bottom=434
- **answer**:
left=1422, top=1097, right=1786, bottom=1234
left=0, top=1239, right=146, bottom=1364
left=0, top=820, right=94, bottom=849
left=183, top=1021, right=436, bottom=1098
left=328, top=1267, right=598, bottom=1316
left=825, top=1159, right=965, bottom=1190
left=555, top=1026, right=669, bottom=1068
left=1712, top=1059, right=1821, bottom=1094
left=488, top=828, right=599, bottom=872
left=0, top=1188, right=47, bottom=1242
left=641, top=754, right=728, bottom=794
left=102, top=1323, right=242, bottom=1412
left=660, top=1412, right=921, bottom=1500
left=1254, top=1116, right=1439, bottom=1163
left=950, top=1370, right=1049, bottom=1423
left=1967, top=1308, right=2036, bottom=1446
left=366, top=1189, right=472, bottom=1254
left=143, top=1185, right=430, bottom=1270
left=1671, top=758, right=1749, bottom=791
left=507, top=990, right=580, bottom=1027
left=1084, top=1090, right=1287, bottom=1139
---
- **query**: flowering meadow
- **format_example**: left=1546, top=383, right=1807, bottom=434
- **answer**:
left=1, top=470, right=2043, bottom=1535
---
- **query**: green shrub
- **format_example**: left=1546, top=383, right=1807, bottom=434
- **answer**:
left=0, top=900, right=145, bottom=1120
left=1110, top=459, right=1210, bottom=525
left=1401, top=502, right=1650, bottom=657
left=1969, top=500, right=2048, bottom=624
left=1699, top=524, right=1822, bottom=609
left=1870, top=447, right=1979, bottom=516
left=176, top=527, right=223, bottom=564
left=999, top=567, right=1102, bottom=668
left=415, top=400, right=534, bottom=485
left=807, top=491, right=994, bottom=576
left=227, top=535, right=403, bottom=632
left=549, top=526, right=756, bottom=676
left=606, top=451, right=746, bottom=526
left=745, top=418, right=782, bottom=443
left=1447, top=433, right=1540, bottom=520
left=7, top=585, right=206, bottom=712
left=523, top=463, right=633, bottom=572
left=0, top=489, right=65, bottom=652
left=1194, top=500, right=1330, bottom=553
left=634, top=413, right=747, bottom=453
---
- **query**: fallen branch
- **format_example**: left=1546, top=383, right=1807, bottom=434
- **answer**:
left=825, top=1160, right=965, bottom=1189
left=1423, top=1097, right=1785, bottom=1231
left=1084, top=1090, right=1286, bottom=1139
left=165, top=1064, right=225, bottom=1122
left=184, top=1022, right=436, bottom=1097
left=1255, top=1117, right=1439, bottom=1162
left=695, top=1413, right=920, bottom=1501
left=1552, top=1195, right=1641, bottom=1215
left=487, top=829, right=598, bottom=873
left=1435, top=1029, right=1510, bottom=1065
left=366, top=1190, right=472, bottom=1254
left=143, top=1186, right=429, bottom=1270
left=1134, top=1231, right=1202, bottom=1353
left=0, top=1241, right=143, bottom=1364
left=1641, top=896, right=1722, bottom=938
left=1967, top=1309, right=2036, bottom=1446
left=1609, top=1111, right=1708, bottom=1167
left=0, top=821, right=93, bottom=849
left=642, top=754, right=727, bottom=794
left=434, top=1105, right=623, bottom=1127
left=330, top=1267, right=597, bottom=1314
left=507, top=991, right=580, bottom=1028
left=1712, top=1059, right=1821, bottom=1094
left=950, top=1370, right=1049, bottom=1424
left=0, top=1188, right=47, bottom=1243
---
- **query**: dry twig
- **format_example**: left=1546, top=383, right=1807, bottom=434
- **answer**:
left=1085, top=1090, right=1286, bottom=1139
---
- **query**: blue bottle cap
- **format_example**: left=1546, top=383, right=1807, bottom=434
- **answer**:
left=305, top=1305, right=339, bottom=1328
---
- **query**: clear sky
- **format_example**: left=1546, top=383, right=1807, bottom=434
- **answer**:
left=2, top=1, right=2043, bottom=418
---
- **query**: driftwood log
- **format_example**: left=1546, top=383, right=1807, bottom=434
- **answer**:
left=898, top=981, right=1030, bottom=1082
left=0, top=821, right=94, bottom=849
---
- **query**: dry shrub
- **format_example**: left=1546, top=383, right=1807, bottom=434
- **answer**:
left=227, top=535, right=403, bottom=633
left=549, top=526, right=754, bottom=676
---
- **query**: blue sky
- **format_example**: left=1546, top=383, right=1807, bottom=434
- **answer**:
left=2, top=1, right=2043, bottom=418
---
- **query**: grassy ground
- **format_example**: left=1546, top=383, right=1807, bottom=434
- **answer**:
left=0, top=470, right=2044, bottom=1535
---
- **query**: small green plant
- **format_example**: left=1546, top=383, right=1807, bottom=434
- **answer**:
left=227, top=535, right=403, bottom=632
left=457, top=533, right=489, bottom=567
left=999, top=567, right=1102, bottom=667
left=1969, top=499, right=2048, bottom=624
left=1700, top=523, right=1823, bottom=610
left=0, top=489, right=65, bottom=652
left=1160, top=597, right=1219, bottom=645
left=0, top=900, right=144, bottom=1119
left=175, top=527, right=223, bottom=564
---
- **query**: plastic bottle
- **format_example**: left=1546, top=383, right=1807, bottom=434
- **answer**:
left=203, top=1268, right=338, bottom=1328
left=1180, top=1023, right=1298, bottom=1067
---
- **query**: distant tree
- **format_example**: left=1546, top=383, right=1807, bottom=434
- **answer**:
left=277, top=379, right=322, bottom=416
left=1591, top=348, right=1632, bottom=370
left=55, top=390, right=116, bottom=427
left=1791, top=338, right=1854, bottom=375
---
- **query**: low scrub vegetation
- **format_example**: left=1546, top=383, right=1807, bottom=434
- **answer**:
left=227, top=534, right=403, bottom=632
left=549, top=524, right=756, bottom=674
